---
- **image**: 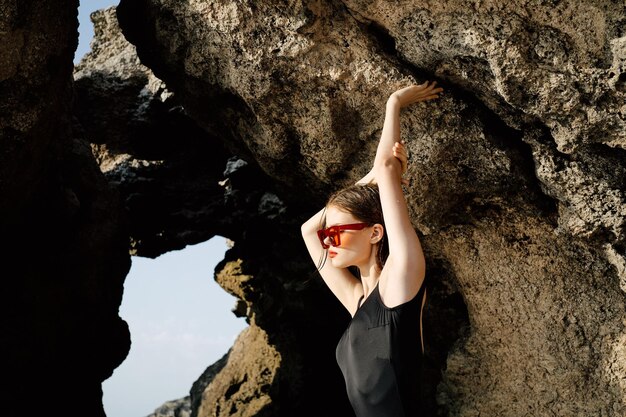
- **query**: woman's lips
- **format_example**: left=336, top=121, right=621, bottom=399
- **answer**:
left=329, top=251, right=338, bottom=258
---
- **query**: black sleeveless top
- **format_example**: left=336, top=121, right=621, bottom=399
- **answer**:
left=336, top=279, right=427, bottom=417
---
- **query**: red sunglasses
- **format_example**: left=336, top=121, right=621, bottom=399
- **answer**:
left=317, top=223, right=370, bottom=249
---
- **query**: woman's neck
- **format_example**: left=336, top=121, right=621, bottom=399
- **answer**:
left=358, top=260, right=381, bottom=297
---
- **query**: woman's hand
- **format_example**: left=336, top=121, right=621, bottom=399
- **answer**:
left=393, top=140, right=410, bottom=186
left=388, top=81, right=443, bottom=108
left=362, top=141, right=409, bottom=186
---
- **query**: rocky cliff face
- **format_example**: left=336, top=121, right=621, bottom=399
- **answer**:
left=0, top=1, right=130, bottom=415
left=2, top=1, right=624, bottom=416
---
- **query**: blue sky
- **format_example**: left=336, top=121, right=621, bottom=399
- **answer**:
left=102, top=237, right=247, bottom=417
left=76, top=2, right=248, bottom=417
left=75, top=1, right=115, bottom=64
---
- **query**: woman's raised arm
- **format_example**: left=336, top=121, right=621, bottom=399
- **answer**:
left=373, top=81, right=443, bottom=307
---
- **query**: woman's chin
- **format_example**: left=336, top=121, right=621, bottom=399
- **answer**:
left=330, top=257, right=346, bottom=268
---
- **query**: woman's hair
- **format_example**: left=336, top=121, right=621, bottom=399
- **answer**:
left=317, top=183, right=389, bottom=273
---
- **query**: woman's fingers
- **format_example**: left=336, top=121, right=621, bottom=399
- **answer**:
left=409, top=83, right=443, bottom=102
left=416, top=81, right=436, bottom=92
left=413, top=87, right=443, bottom=103
left=420, top=84, right=441, bottom=95
left=393, top=141, right=408, bottom=174
left=393, top=143, right=410, bottom=187
left=421, top=94, right=441, bottom=101
left=390, top=81, right=443, bottom=107
left=393, top=149, right=407, bottom=163
left=393, top=142, right=407, bottom=157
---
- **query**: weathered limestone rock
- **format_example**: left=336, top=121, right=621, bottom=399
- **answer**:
left=75, top=8, right=355, bottom=417
left=340, top=0, right=626, bottom=243
left=345, top=0, right=625, bottom=150
left=195, top=325, right=281, bottom=417
left=147, top=397, right=192, bottom=417
left=4, top=0, right=624, bottom=416
left=74, top=7, right=236, bottom=258
left=111, top=0, right=625, bottom=416
left=0, top=1, right=130, bottom=415
left=428, top=210, right=625, bottom=416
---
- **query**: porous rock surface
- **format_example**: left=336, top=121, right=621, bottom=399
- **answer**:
left=2, top=1, right=624, bottom=417
left=110, top=0, right=625, bottom=415
left=0, top=1, right=130, bottom=415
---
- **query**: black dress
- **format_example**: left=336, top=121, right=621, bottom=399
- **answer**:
left=336, top=278, right=427, bottom=417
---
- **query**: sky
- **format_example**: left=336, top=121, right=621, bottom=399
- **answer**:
left=102, top=237, right=247, bottom=417
left=76, top=2, right=248, bottom=417
left=75, top=0, right=116, bottom=64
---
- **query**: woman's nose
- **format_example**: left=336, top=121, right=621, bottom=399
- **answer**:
left=323, top=236, right=333, bottom=246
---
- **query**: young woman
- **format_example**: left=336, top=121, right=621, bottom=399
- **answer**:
left=301, top=81, right=443, bottom=417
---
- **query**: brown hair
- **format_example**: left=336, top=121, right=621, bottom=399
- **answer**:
left=317, top=183, right=389, bottom=272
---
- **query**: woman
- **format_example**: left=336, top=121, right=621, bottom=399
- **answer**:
left=300, top=81, right=443, bottom=417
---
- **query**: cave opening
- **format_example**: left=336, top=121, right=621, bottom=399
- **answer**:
left=102, top=237, right=248, bottom=417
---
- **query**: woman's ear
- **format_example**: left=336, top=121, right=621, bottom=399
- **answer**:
left=370, top=224, right=385, bottom=244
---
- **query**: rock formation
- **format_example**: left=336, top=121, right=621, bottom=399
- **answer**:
left=2, top=0, right=624, bottom=416
left=1, top=1, right=130, bottom=415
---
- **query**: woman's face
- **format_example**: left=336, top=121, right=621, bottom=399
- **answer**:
left=323, top=206, right=375, bottom=269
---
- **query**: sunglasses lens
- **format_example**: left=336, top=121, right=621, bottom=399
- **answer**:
left=317, top=227, right=341, bottom=249
left=329, top=230, right=340, bottom=247
left=317, top=230, right=329, bottom=249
